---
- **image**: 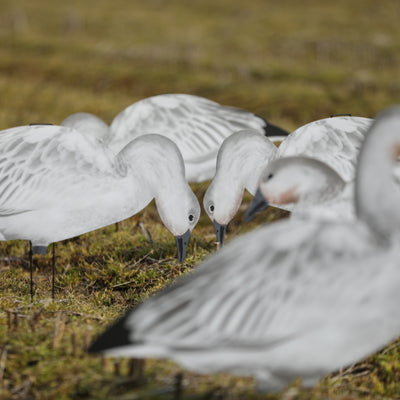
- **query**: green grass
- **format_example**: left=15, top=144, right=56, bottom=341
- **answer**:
left=1, top=0, right=400, bottom=398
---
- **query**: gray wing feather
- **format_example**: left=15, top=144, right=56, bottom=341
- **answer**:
left=0, top=125, right=126, bottom=214
left=278, top=117, right=373, bottom=181
left=109, top=94, right=266, bottom=159
left=130, top=219, right=377, bottom=349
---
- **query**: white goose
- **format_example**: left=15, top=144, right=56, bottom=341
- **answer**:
left=0, top=125, right=200, bottom=296
left=204, top=116, right=372, bottom=244
left=243, top=156, right=354, bottom=222
left=62, top=94, right=289, bottom=182
left=89, top=106, right=400, bottom=392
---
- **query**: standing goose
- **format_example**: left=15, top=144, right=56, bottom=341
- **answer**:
left=62, top=94, right=288, bottom=182
left=0, top=125, right=200, bottom=297
left=89, top=106, right=400, bottom=392
left=204, top=116, right=372, bottom=245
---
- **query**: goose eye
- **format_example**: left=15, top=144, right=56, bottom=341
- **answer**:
left=189, top=214, right=194, bottom=222
left=209, top=204, right=214, bottom=213
left=267, top=173, right=274, bottom=180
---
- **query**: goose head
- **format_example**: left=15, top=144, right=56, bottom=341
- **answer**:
left=203, top=130, right=277, bottom=246
left=155, top=187, right=200, bottom=262
left=122, top=134, right=201, bottom=262
left=203, top=179, right=243, bottom=246
left=245, top=156, right=346, bottom=221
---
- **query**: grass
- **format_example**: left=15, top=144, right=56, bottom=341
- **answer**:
left=0, top=0, right=400, bottom=398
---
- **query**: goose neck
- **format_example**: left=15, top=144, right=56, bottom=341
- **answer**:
left=355, top=108, right=400, bottom=239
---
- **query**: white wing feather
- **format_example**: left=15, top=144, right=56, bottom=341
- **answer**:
left=131, top=218, right=381, bottom=349
left=0, top=125, right=126, bottom=215
left=109, top=94, right=266, bottom=160
left=278, top=117, right=373, bottom=181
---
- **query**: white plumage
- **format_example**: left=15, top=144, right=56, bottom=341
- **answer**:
left=62, top=94, right=288, bottom=182
left=61, top=112, right=109, bottom=141
left=0, top=125, right=200, bottom=260
left=277, top=115, right=371, bottom=181
left=204, top=116, right=372, bottom=243
left=89, top=106, right=400, bottom=392
left=249, top=156, right=355, bottom=221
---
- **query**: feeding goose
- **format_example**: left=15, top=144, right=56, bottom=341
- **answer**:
left=0, top=125, right=200, bottom=298
left=204, top=116, right=372, bottom=245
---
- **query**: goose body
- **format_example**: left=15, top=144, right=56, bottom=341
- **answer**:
left=89, top=106, right=400, bottom=392
left=0, top=125, right=200, bottom=260
left=204, top=116, right=372, bottom=243
left=61, top=112, right=109, bottom=141
left=62, top=94, right=289, bottom=182
left=246, top=156, right=355, bottom=221
left=276, top=115, right=372, bottom=181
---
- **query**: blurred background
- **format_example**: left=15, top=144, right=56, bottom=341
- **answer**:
left=0, top=0, right=399, bottom=132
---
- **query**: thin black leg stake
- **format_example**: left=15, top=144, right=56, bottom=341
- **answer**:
left=52, top=243, right=55, bottom=301
left=29, top=242, right=33, bottom=302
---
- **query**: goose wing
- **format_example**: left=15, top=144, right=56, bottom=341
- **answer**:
left=278, top=117, right=373, bottom=181
left=0, top=125, right=126, bottom=215
left=116, top=219, right=381, bottom=351
left=109, top=94, right=267, bottom=161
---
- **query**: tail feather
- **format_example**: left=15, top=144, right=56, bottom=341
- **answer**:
left=263, top=122, right=290, bottom=138
left=88, top=311, right=133, bottom=354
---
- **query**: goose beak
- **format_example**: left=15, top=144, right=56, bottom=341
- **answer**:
left=175, top=229, right=191, bottom=262
left=244, top=189, right=269, bottom=222
left=213, top=220, right=227, bottom=247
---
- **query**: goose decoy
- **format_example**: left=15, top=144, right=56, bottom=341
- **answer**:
left=204, top=129, right=278, bottom=245
left=89, top=106, right=400, bottom=393
left=204, top=116, right=372, bottom=245
left=61, top=93, right=289, bottom=182
left=0, top=125, right=200, bottom=299
left=243, top=156, right=354, bottom=222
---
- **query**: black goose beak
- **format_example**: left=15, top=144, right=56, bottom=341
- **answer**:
left=175, top=229, right=191, bottom=263
left=213, top=220, right=227, bottom=247
left=244, top=189, right=269, bottom=222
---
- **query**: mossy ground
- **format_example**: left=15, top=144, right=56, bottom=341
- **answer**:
left=1, top=0, right=400, bottom=398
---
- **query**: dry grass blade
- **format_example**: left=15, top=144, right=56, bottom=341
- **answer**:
left=52, top=311, right=65, bottom=349
left=0, top=346, right=8, bottom=387
left=139, top=222, right=153, bottom=245
left=125, top=250, right=154, bottom=271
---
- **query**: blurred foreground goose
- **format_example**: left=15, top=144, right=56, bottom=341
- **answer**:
left=89, top=106, right=400, bottom=392
left=0, top=125, right=200, bottom=298
left=62, top=93, right=289, bottom=182
left=204, top=116, right=372, bottom=244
